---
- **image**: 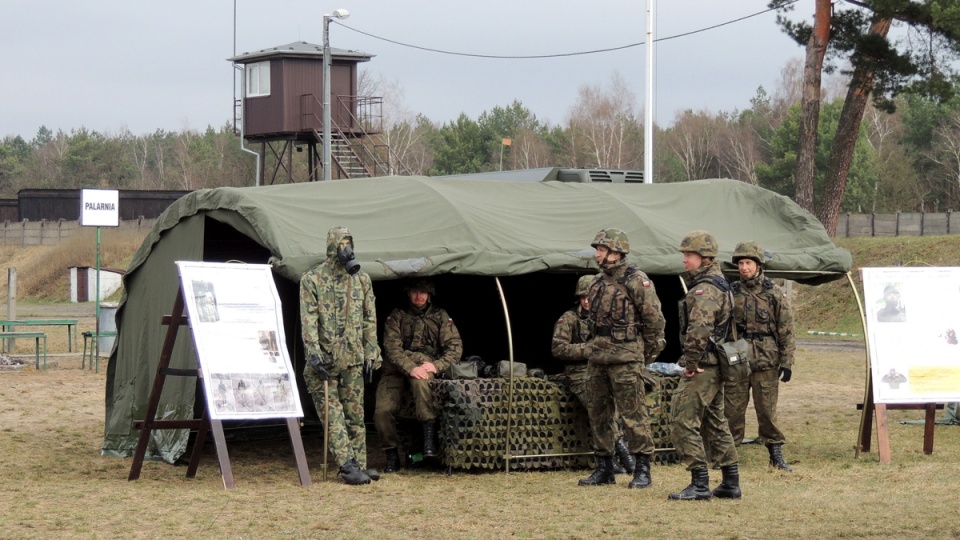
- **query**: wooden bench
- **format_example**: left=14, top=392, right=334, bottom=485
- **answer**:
left=82, top=331, right=117, bottom=371
left=0, top=331, right=47, bottom=369
left=0, top=319, right=78, bottom=352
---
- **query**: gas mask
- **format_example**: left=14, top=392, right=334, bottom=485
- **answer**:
left=337, top=244, right=361, bottom=275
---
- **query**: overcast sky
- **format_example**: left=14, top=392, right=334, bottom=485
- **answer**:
left=3, top=1, right=807, bottom=139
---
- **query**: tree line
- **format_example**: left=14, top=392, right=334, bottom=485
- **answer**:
left=2, top=65, right=960, bottom=217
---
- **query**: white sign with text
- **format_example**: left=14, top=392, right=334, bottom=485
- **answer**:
left=80, top=189, right=119, bottom=227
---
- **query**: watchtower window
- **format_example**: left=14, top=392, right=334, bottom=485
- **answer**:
left=246, top=61, right=271, bottom=97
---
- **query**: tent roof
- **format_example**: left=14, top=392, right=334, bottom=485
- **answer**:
left=131, top=176, right=850, bottom=285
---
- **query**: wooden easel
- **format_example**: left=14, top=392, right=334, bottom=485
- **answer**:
left=127, top=287, right=311, bottom=489
left=857, top=378, right=938, bottom=463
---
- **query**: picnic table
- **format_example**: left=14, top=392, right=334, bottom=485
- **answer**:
left=0, top=319, right=78, bottom=352
left=0, top=331, right=47, bottom=369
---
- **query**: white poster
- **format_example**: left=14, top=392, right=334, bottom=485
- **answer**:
left=861, top=267, right=960, bottom=404
left=176, top=261, right=303, bottom=420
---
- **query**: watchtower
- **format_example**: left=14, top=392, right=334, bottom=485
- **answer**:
left=230, top=41, right=390, bottom=184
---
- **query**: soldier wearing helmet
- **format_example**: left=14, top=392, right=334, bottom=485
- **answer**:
left=374, top=277, right=462, bottom=473
left=301, top=225, right=382, bottom=485
left=669, top=230, right=741, bottom=501
left=726, top=241, right=795, bottom=472
left=551, top=274, right=636, bottom=476
left=578, top=228, right=666, bottom=490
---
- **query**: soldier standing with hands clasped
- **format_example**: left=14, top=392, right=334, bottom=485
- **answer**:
left=578, top=228, right=666, bottom=489
left=727, top=241, right=795, bottom=471
left=300, top=226, right=382, bottom=485
left=670, top=231, right=741, bottom=501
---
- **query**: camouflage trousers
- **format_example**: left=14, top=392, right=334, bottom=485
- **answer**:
left=565, top=364, right=621, bottom=452
left=304, top=364, right=368, bottom=469
left=584, top=361, right=653, bottom=457
left=724, top=366, right=785, bottom=445
left=373, top=371, right=437, bottom=450
left=671, top=365, right=738, bottom=471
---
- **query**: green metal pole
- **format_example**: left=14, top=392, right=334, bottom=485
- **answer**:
left=95, top=227, right=101, bottom=372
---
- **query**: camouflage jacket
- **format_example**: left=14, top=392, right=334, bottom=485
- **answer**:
left=551, top=304, right=592, bottom=370
left=678, top=261, right=732, bottom=371
left=732, top=270, right=795, bottom=371
left=586, top=259, right=666, bottom=365
left=299, top=228, right=381, bottom=370
left=382, top=302, right=462, bottom=375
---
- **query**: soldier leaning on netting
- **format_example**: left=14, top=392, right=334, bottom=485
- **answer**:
left=577, top=228, right=667, bottom=490
left=726, top=241, right=796, bottom=472
left=669, top=231, right=741, bottom=501
left=300, top=226, right=383, bottom=486
left=374, top=278, right=463, bottom=473
left=551, top=274, right=637, bottom=476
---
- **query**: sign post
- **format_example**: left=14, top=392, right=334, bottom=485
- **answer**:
left=80, top=189, right=119, bottom=364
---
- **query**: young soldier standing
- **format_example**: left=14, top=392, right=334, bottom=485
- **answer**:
left=579, top=228, right=666, bottom=489
left=728, top=241, right=795, bottom=471
left=670, top=231, right=741, bottom=501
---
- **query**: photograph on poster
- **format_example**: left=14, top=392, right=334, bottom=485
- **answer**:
left=861, top=267, right=960, bottom=404
left=177, top=261, right=303, bottom=420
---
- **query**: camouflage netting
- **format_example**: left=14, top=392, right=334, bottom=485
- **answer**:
left=424, top=373, right=680, bottom=471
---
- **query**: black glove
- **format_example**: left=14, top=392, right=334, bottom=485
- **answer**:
left=779, top=367, right=792, bottom=383
left=308, top=353, right=332, bottom=381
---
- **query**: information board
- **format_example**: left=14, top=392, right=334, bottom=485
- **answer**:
left=861, top=267, right=960, bottom=404
left=176, top=261, right=303, bottom=420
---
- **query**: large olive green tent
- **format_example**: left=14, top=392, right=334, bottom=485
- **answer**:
left=102, top=176, right=851, bottom=462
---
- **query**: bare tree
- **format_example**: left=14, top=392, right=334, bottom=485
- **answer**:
left=566, top=72, right=641, bottom=169
left=665, top=109, right=723, bottom=181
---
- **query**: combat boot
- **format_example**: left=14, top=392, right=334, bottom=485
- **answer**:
left=668, top=467, right=711, bottom=501
left=614, top=437, right=636, bottom=474
left=339, top=459, right=371, bottom=485
left=422, top=421, right=438, bottom=457
left=612, top=460, right=626, bottom=475
left=383, top=448, right=400, bottom=473
left=768, top=444, right=793, bottom=472
left=364, top=468, right=381, bottom=482
left=712, top=463, right=742, bottom=499
left=578, top=455, right=616, bottom=486
left=627, top=453, right=652, bottom=489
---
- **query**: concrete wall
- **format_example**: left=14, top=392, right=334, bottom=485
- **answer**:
left=834, top=212, right=958, bottom=237
left=0, top=218, right=156, bottom=246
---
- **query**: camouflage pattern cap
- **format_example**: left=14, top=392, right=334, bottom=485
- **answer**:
left=575, top=274, right=595, bottom=296
left=679, top=230, right=719, bottom=258
left=591, top=228, right=630, bottom=254
left=732, top=241, right=764, bottom=264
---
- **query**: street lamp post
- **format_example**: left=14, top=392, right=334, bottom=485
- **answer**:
left=322, top=8, right=350, bottom=181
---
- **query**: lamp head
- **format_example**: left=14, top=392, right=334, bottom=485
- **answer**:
left=329, top=8, right=349, bottom=19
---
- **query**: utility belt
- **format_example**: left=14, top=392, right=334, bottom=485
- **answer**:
left=595, top=325, right=638, bottom=342
left=741, top=331, right=773, bottom=340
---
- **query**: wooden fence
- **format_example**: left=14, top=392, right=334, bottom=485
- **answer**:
left=0, top=218, right=157, bottom=247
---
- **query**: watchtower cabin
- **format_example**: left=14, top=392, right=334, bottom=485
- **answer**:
left=230, top=41, right=390, bottom=184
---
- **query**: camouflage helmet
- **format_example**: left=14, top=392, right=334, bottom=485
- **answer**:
left=732, top=241, right=764, bottom=264
left=575, top=274, right=595, bottom=296
left=404, top=278, right=435, bottom=296
left=591, top=228, right=630, bottom=254
left=679, top=230, right=719, bottom=258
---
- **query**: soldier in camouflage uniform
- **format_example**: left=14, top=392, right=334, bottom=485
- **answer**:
left=300, top=226, right=383, bottom=485
left=728, top=241, right=795, bottom=471
left=374, top=278, right=463, bottom=472
left=578, top=228, right=666, bottom=489
left=551, top=274, right=636, bottom=475
left=669, top=230, right=741, bottom=501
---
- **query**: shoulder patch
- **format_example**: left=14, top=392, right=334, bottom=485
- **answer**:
left=447, top=318, right=454, bottom=324
left=642, top=280, right=650, bottom=287
left=694, top=289, right=704, bottom=295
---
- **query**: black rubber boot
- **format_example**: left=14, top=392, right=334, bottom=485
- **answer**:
left=422, top=421, right=437, bottom=457
left=339, top=459, right=372, bottom=485
left=712, top=463, right=742, bottom=499
left=627, top=453, right=652, bottom=489
left=668, top=467, right=712, bottom=501
left=383, top=448, right=400, bottom=473
left=768, top=444, right=793, bottom=472
left=578, top=455, right=616, bottom=486
left=614, top=437, right=636, bottom=474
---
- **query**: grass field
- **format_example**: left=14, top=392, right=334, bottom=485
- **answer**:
left=1, top=336, right=958, bottom=539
